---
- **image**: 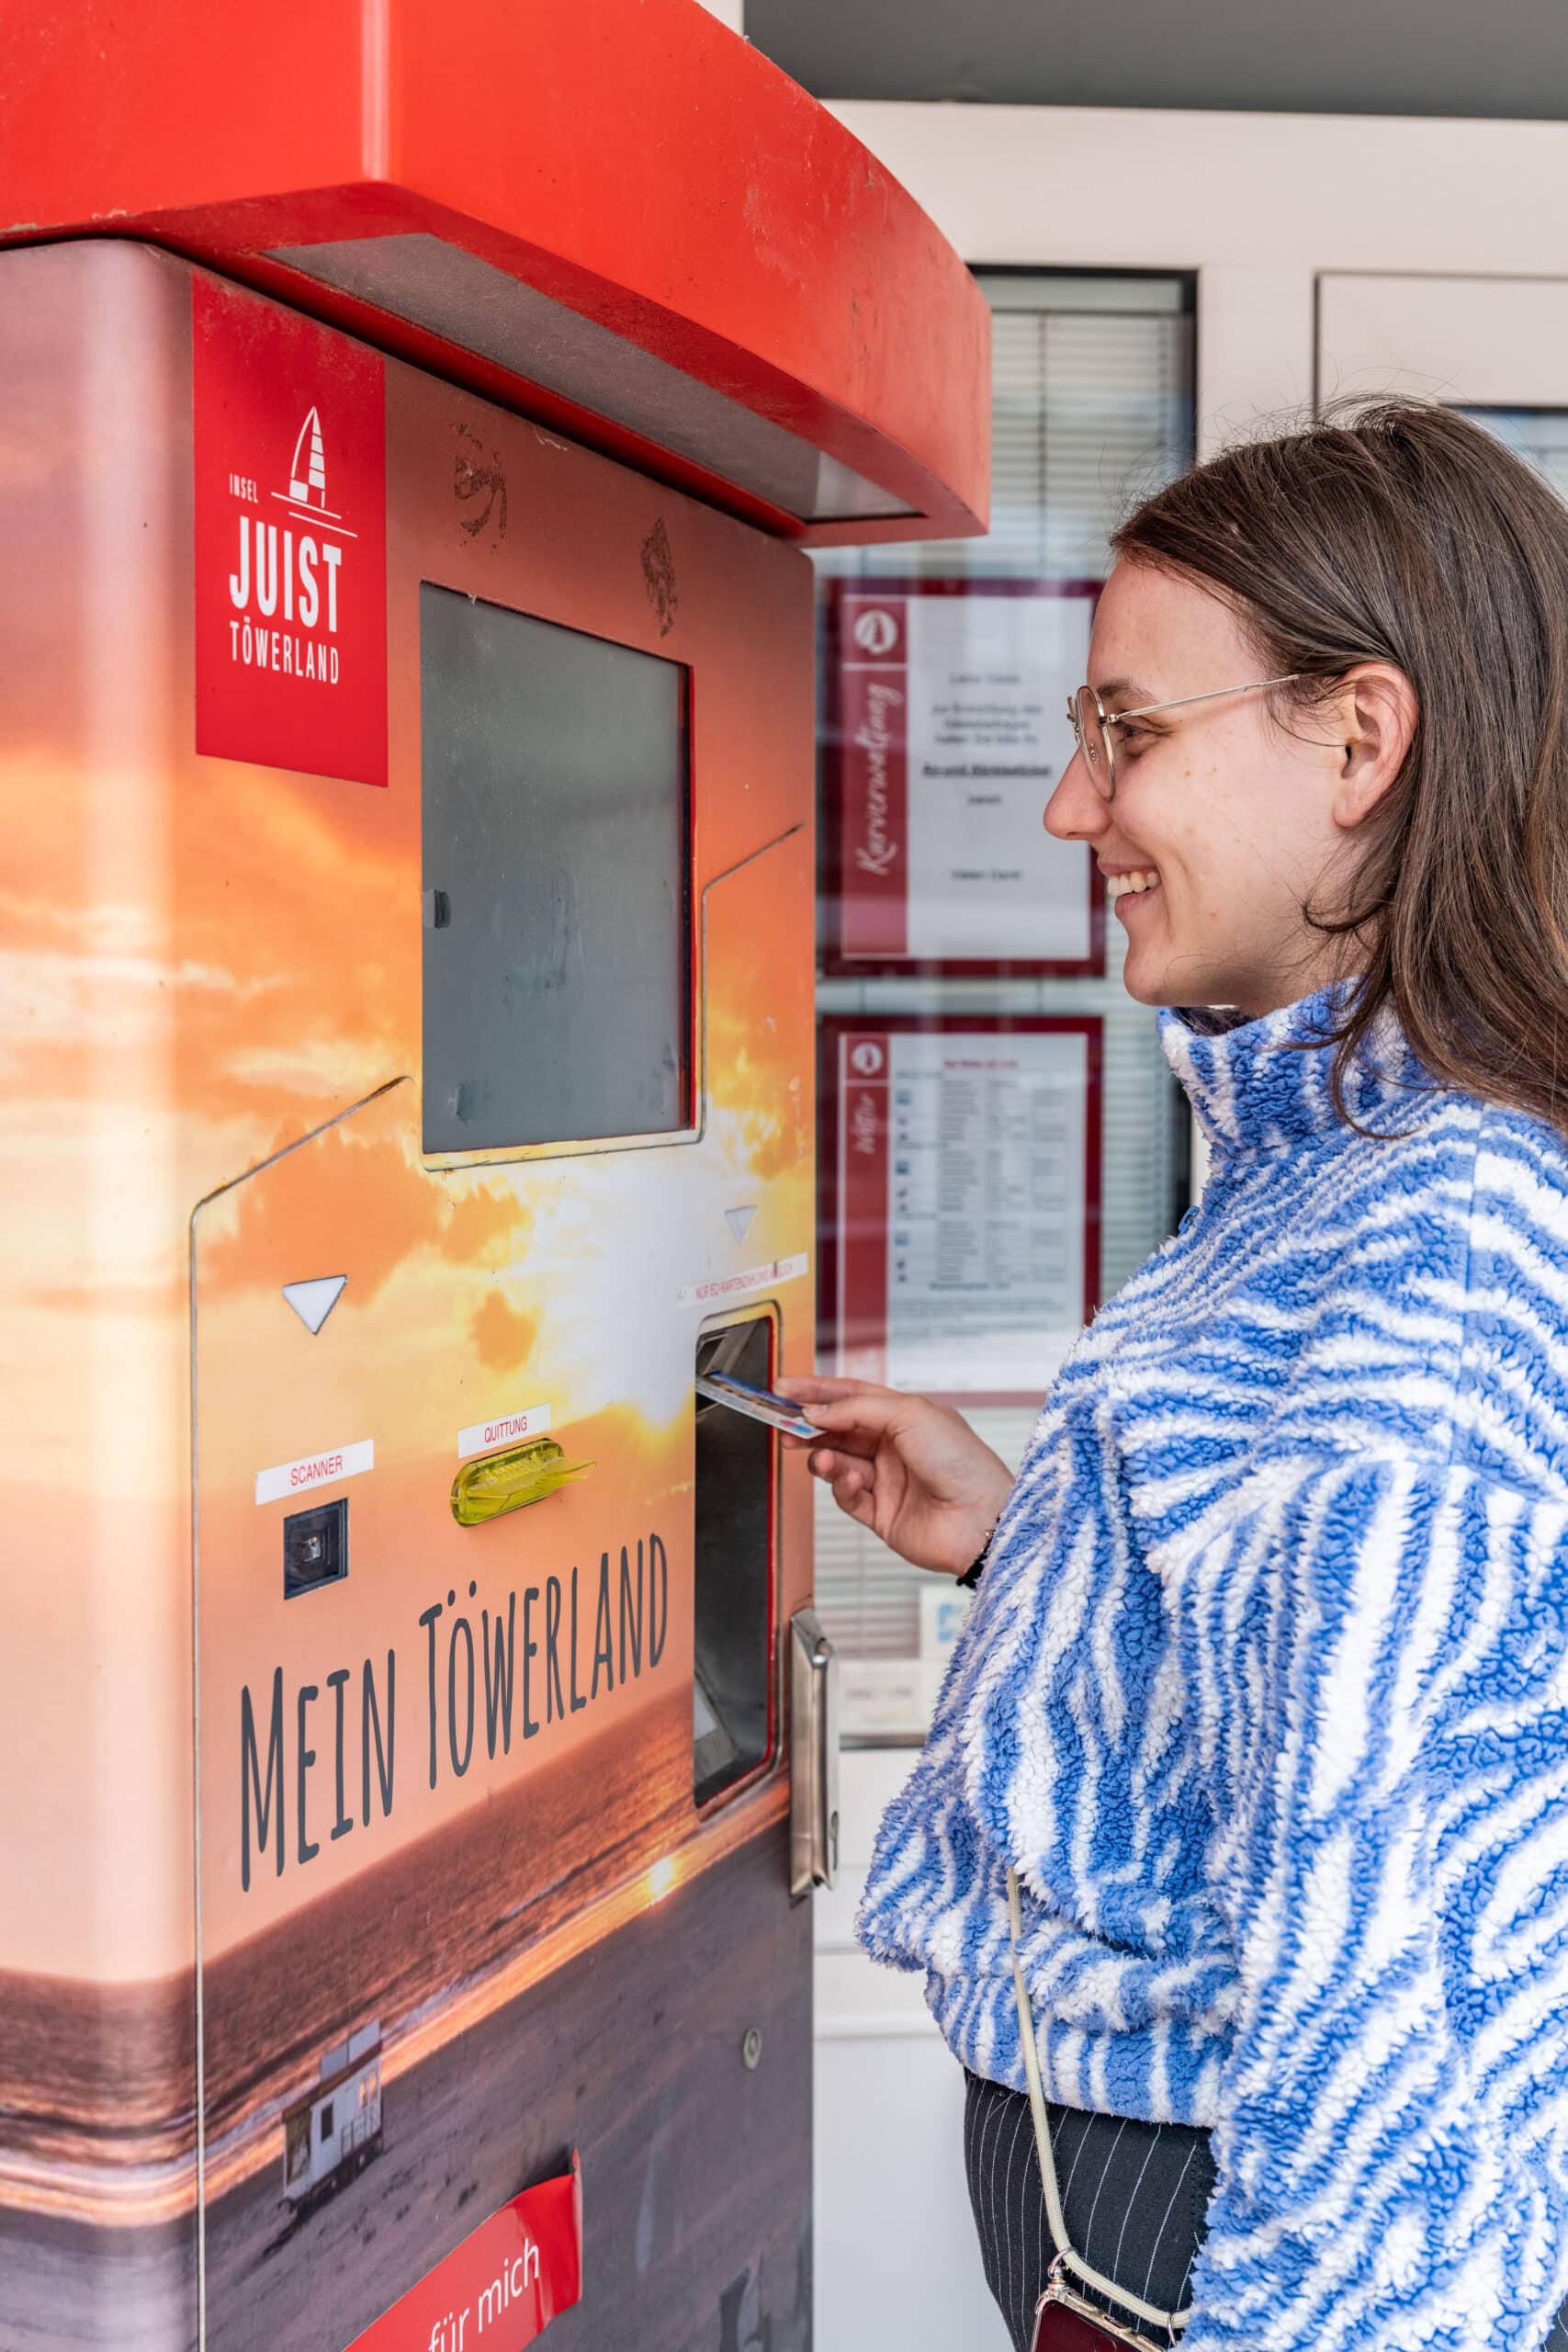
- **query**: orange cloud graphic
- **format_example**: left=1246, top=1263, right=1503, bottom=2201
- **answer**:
left=203, top=1120, right=525, bottom=1306
left=470, top=1290, right=539, bottom=1374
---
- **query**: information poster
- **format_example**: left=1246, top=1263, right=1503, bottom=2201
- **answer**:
left=821, top=1018, right=1101, bottom=1406
left=828, top=579, right=1101, bottom=975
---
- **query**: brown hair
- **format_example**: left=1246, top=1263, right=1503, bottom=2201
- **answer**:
left=1112, top=400, right=1568, bottom=1134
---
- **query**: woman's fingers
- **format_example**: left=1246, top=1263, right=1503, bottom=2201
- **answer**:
left=780, top=1423, right=878, bottom=1463
left=805, top=1446, right=869, bottom=1487
left=792, top=1389, right=909, bottom=1441
left=775, top=1373, right=896, bottom=1403
left=809, top=1451, right=881, bottom=1529
left=830, top=1469, right=876, bottom=1525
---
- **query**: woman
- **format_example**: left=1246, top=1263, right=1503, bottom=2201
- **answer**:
left=784, top=404, right=1568, bottom=2352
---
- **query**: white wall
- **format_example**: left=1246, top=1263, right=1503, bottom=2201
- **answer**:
left=693, top=0, right=746, bottom=29
left=824, top=101, right=1568, bottom=274
left=815, top=1748, right=1011, bottom=2352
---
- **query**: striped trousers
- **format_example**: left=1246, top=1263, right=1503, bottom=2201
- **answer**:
left=963, top=2069, right=1568, bottom=2352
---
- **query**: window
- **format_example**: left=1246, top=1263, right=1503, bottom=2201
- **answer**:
left=1461, top=407, right=1568, bottom=504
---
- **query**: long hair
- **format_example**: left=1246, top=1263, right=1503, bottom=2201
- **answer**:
left=1112, top=401, right=1568, bottom=1134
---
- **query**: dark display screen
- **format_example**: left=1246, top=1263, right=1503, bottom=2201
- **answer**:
left=420, top=585, right=690, bottom=1152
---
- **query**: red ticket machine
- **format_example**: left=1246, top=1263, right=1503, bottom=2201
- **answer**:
left=0, top=6, right=987, bottom=2350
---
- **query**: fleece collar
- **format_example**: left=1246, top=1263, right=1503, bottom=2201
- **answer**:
left=1158, top=981, right=1435, bottom=1157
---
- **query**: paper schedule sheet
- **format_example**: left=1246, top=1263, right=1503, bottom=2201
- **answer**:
left=828, top=1021, right=1101, bottom=1403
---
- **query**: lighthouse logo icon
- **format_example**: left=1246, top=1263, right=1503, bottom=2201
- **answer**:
left=272, top=406, right=356, bottom=538
left=289, top=407, right=327, bottom=507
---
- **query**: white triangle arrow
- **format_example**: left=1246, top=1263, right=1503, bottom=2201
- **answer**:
left=281, top=1275, right=348, bottom=1335
left=725, top=1205, right=757, bottom=1244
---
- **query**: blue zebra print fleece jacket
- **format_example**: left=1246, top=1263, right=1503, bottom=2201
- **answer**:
left=857, top=982, right=1568, bottom=2351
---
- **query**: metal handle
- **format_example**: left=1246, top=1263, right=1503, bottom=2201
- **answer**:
left=788, top=1608, right=839, bottom=1899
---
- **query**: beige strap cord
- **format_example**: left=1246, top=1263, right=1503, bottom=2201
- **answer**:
left=1007, top=1870, right=1191, bottom=2337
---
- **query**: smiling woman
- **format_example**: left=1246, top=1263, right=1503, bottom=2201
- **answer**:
left=1096, top=403, right=1568, bottom=1126
left=789, top=402, right=1568, bottom=2352
left=1051, top=541, right=1419, bottom=1031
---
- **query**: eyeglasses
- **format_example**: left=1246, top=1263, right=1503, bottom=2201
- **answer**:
left=1066, top=674, right=1302, bottom=801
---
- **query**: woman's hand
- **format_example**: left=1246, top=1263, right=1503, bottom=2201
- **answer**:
left=775, top=1374, right=1014, bottom=1577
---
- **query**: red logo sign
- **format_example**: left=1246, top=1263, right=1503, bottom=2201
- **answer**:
left=193, top=277, right=388, bottom=787
left=346, top=2158, right=582, bottom=2352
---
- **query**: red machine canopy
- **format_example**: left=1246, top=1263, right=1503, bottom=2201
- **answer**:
left=0, top=0, right=988, bottom=545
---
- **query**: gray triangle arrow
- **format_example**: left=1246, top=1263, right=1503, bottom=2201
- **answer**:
left=281, top=1275, right=348, bottom=1335
left=725, top=1205, right=757, bottom=1245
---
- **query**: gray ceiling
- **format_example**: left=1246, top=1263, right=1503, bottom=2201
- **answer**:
left=745, top=0, right=1568, bottom=119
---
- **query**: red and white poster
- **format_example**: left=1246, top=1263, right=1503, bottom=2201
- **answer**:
left=827, top=579, right=1102, bottom=975
left=193, top=277, right=388, bottom=787
left=821, top=1017, right=1101, bottom=1406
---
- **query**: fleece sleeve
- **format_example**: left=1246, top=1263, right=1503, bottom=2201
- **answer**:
left=1171, top=1453, right=1568, bottom=2352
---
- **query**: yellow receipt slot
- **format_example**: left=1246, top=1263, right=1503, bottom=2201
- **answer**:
left=449, top=1437, right=597, bottom=1529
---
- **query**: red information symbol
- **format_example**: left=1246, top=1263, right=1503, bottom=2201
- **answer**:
left=849, top=1041, right=886, bottom=1077
left=851, top=606, right=899, bottom=657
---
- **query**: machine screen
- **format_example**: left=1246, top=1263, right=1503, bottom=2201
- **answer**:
left=420, top=583, right=691, bottom=1151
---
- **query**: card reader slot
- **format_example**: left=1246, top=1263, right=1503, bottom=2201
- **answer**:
left=693, top=1318, right=775, bottom=1806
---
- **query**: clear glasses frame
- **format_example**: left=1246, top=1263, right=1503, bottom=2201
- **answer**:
left=1066, top=674, right=1302, bottom=801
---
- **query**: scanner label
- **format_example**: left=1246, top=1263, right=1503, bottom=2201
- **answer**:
left=255, top=1438, right=375, bottom=1506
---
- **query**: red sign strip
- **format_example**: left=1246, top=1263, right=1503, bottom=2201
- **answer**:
left=836, top=1032, right=890, bottom=1381
left=839, top=595, right=908, bottom=958
left=346, top=2156, right=582, bottom=2352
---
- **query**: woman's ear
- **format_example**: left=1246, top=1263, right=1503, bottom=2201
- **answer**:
left=1330, top=662, right=1418, bottom=831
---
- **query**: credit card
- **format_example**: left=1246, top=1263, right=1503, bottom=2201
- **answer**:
left=695, top=1371, right=819, bottom=1440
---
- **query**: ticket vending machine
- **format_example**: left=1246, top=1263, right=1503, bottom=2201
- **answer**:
left=0, top=6, right=987, bottom=2349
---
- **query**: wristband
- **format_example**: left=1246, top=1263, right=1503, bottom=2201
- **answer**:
left=955, top=1521, right=998, bottom=1590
